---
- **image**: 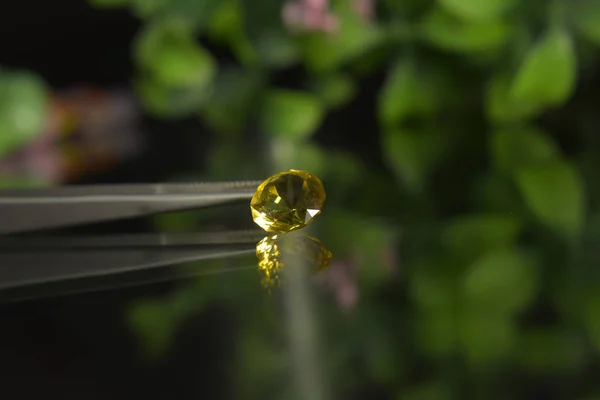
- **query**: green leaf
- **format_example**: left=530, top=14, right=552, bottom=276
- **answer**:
left=472, top=173, right=524, bottom=214
left=326, top=151, right=362, bottom=180
left=324, top=151, right=364, bottom=195
left=518, top=329, right=585, bottom=372
left=419, top=7, right=510, bottom=53
left=134, top=22, right=216, bottom=88
left=321, top=212, right=396, bottom=291
left=321, top=211, right=361, bottom=256
left=0, top=175, right=47, bottom=188
left=302, top=2, right=383, bottom=72
left=260, top=90, right=325, bottom=139
left=135, top=76, right=210, bottom=117
left=379, top=61, right=445, bottom=126
left=463, top=248, right=538, bottom=313
left=127, top=281, right=216, bottom=358
left=516, top=160, right=585, bottom=237
left=439, top=0, right=515, bottom=22
left=550, top=269, right=586, bottom=322
left=253, top=33, right=300, bottom=68
left=491, top=128, right=560, bottom=175
left=152, top=44, right=214, bottom=88
left=206, top=0, right=241, bottom=42
left=364, top=330, right=400, bottom=385
left=354, top=221, right=398, bottom=291
left=312, top=73, right=356, bottom=109
left=401, top=380, right=454, bottom=400
left=202, top=67, right=262, bottom=135
left=459, top=308, right=516, bottom=367
left=383, top=0, right=430, bottom=17
left=414, top=309, right=458, bottom=357
left=131, top=0, right=222, bottom=27
left=486, top=74, right=544, bottom=123
left=131, top=0, right=166, bottom=18
left=442, top=214, right=523, bottom=260
left=585, top=291, right=600, bottom=352
left=0, top=70, right=49, bottom=156
left=154, top=211, right=199, bottom=232
left=510, top=28, right=577, bottom=106
left=382, top=129, right=445, bottom=193
left=269, top=139, right=327, bottom=177
left=205, top=0, right=259, bottom=65
left=574, top=1, right=600, bottom=45
left=207, top=140, right=262, bottom=179
left=239, top=0, right=284, bottom=44
left=133, top=22, right=216, bottom=116
left=238, top=0, right=299, bottom=67
left=237, top=331, right=288, bottom=392
left=127, top=299, right=175, bottom=358
left=378, top=60, right=419, bottom=126
left=409, top=258, right=457, bottom=309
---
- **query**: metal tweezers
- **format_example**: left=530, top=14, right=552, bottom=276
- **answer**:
left=0, top=180, right=266, bottom=302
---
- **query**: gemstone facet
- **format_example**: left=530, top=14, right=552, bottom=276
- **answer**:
left=250, top=169, right=326, bottom=233
left=256, top=234, right=332, bottom=289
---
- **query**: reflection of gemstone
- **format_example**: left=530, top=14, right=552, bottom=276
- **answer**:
left=250, top=170, right=326, bottom=233
left=256, top=234, right=332, bottom=288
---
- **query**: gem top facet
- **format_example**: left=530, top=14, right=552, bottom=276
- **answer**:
left=250, top=169, right=326, bottom=233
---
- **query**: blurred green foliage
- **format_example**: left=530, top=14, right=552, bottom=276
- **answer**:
left=90, top=0, right=600, bottom=397
left=0, top=69, right=49, bottom=159
left=3, top=0, right=600, bottom=397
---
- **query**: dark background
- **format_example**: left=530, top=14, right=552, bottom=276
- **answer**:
left=0, top=3, right=232, bottom=398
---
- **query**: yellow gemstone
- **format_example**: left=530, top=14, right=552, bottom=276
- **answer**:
left=256, top=234, right=332, bottom=289
left=250, top=169, right=326, bottom=233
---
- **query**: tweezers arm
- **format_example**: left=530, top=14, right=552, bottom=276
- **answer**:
left=0, top=245, right=256, bottom=292
left=0, top=181, right=261, bottom=234
left=0, top=231, right=265, bottom=300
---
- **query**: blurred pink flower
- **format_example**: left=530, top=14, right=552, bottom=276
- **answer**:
left=352, top=0, right=375, bottom=21
left=282, top=0, right=375, bottom=33
left=317, top=260, right=358, bottom=311
left=26, top=139, right=65, bottom=182
left=282, top=0, right=338, bottom=33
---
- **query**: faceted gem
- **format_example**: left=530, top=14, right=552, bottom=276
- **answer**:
left=256, top=234, right=332, bottom=289
left=250, top=169, right=326, bottom=233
